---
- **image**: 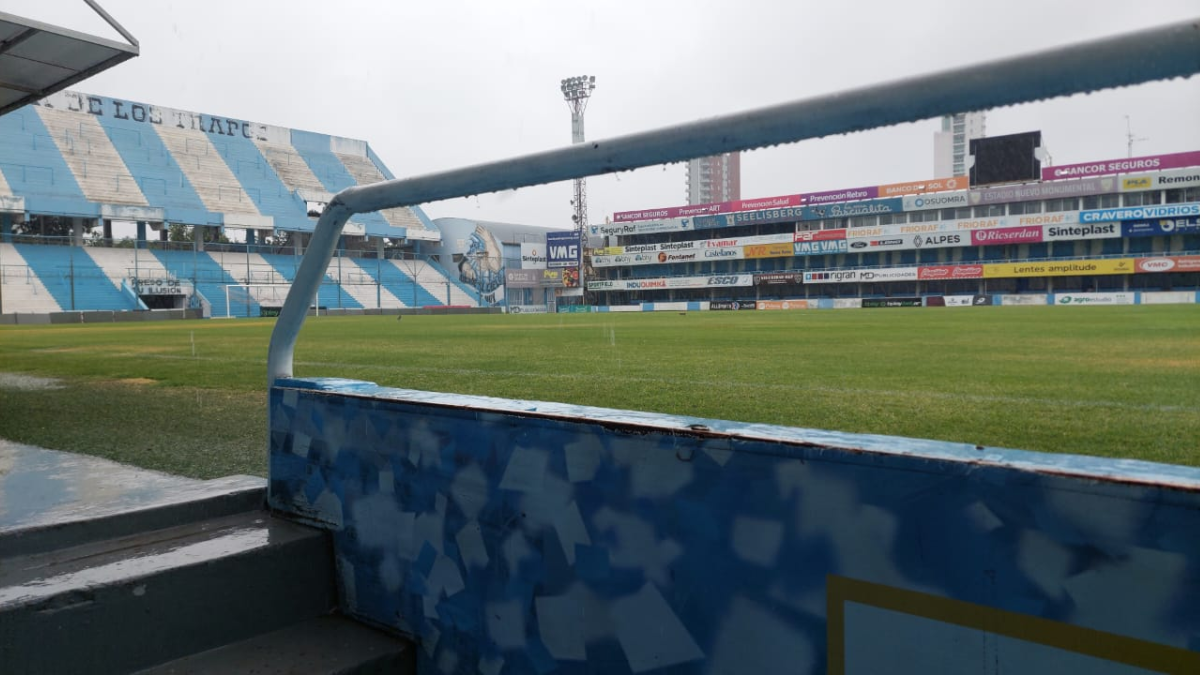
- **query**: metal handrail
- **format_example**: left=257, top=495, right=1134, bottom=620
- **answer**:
left=267, top=18, right=1200, bottom=382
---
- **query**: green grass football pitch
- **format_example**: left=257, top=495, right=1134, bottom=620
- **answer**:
left=1, top=305, right=1197, bottom=478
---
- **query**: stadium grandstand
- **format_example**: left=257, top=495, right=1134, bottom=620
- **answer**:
left=582, top=150, right=1200, bottom=311
left=0, top=89, right=509, bottom=319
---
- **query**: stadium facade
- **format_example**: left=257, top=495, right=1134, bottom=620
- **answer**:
left=581, top=150, right=1200, bottom=311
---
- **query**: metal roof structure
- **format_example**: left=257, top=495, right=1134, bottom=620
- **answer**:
left=0, top=0, right=138, bottom=117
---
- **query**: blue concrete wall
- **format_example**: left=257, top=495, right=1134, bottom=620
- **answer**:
left=268, top=379, right=1200, bottom=674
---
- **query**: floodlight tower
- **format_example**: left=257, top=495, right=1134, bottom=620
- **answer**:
left=561, top=75, right=595, bottom=300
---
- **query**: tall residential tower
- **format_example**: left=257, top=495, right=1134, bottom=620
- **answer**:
left=933, top=112, right=986, bottom=177
left=686, top=153, right=741, bottom=205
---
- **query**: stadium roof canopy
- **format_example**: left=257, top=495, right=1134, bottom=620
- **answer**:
left=0, top=2, right=138, bottom=117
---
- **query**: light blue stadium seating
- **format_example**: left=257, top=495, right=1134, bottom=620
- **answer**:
left=151, top=248, right=257, bottom=317
left=13, top=244, right=135, bottom=311
left=257, top=253, right=362, bottom=310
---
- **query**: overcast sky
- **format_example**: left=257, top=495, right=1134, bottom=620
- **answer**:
left=12, top=0, right=1200, bottom=229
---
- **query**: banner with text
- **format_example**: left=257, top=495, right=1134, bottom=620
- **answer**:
left=1080, top=202, right=1200, bottom=224
left=520, top=242, right=547, bottom=270
left=1120, top=168, right=1200, bottom=192
left=971, top=176, right=1118, bottom=205
left=917, top=264, right=985, bottom=280
left=1042, top=150, right=1200, bottom=181
left=505, top=269, right=543, bottom=288
left=587, top=274, right=754, bottom=292
left=903, top=191, right=971, bottom=211
left=1121, top=217, right=1200, bottom=238
left=1053, top=292, right=1136, bottom=306
left=983, top=259, right=1135, bottom=278
left=1134, top=256, right=1200, bottom=273
left=755, top=272, right=803, bottom=285
left=546, top=231, right=581, bottom=268
left=878, top=177, right=968, bottom=198
left=803, top=267, right=919, bottom=284
left=757, top=300, right=809, bottom=310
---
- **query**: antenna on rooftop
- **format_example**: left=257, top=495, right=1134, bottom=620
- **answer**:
left=1125, top=115, right=1148, bottom=158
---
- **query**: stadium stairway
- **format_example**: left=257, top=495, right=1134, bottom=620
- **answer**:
left=0, top=442, right=414, bottom=674
left=0, top=243, right=61, bottom=313
left=12, top=243, right=135, bottom=311
left=151, top=248, right=256, bottom=318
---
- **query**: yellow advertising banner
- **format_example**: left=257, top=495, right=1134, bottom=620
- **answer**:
left=743, top=243, right=794, bottom=259
left=877, top=176, right=968, bottom=197
left=756, top=300, right=809, bottom=310
left=593, top=246, right=624, bottom=256
left=983, top=258, right=1136, bottom=278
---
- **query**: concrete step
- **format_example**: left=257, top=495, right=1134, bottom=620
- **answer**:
left=0, top=509, right=335, bottom=675
left=134, top=615, right=415, bottom=675
left=2, top=473, right=265, bottom=559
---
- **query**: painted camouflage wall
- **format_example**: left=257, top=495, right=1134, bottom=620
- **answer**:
left=268, top=378, right=1200, bottom=674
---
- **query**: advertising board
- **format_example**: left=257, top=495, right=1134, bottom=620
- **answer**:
left=519, top=242, right=547, bottom=270
left=983, top=259, right=1135, bottom=278
left=508, top=305, right=548, bottom=314
left=803, top=267, right=918, bottom=284
left=902, top=191, right=970, bottom=211
left=971, top=226, right=1043, bottom=246
left=1079, top=202, right=1200, bottom=224
left=1040, top=222, right=1120, bottom=242
left=744, top=243, right=795, bottom=259
left=1135, top=256, right=1200, bottom=273
left=795, top=239, right=849, bottom=255
left=1054, top=292, right=1136, bottom=306
left=756, top=300, right=808, bottom=310
left=1042, top=150, right=1200, bottom=181
left=546, top=231, right=580, bottom=268
left=1140, top=291, right=1196, bottom=305
left=878, top=177, right=967, bottom=198
left=999, top=294, right=1048, bottom=306
left=1120, top=167, right=1200, bottom=192
left=505, top=269, right=542, bottom=288
left=971, top=176, right=1117, bottom=205
left=862, top=298, right=922, bottom=308
left=709, top=300, right=758, bottom=311
left=1121, top=217, right=1200, bottom=238
left=755, top=272, right=803, bottom=285
left=917, top=265, right=985, bottom=280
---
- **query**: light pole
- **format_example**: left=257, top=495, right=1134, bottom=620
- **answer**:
left=560, top=75, right=595, bottom=305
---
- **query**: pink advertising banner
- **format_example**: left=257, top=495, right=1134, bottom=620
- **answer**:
left=613, top=194, right=806, bottom=223
left=806, top=185, right=878, bottom=204
left=971, top=226, right=1043, bottom=246
left=1041, top=150, right=1200, bottom=181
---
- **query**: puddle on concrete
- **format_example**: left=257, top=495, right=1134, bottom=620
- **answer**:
left=0, top=373, right=65, bottom=391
